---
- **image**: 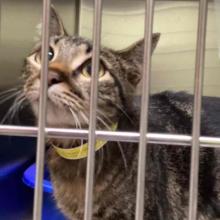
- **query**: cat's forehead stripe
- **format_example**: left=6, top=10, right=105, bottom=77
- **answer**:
left=71, top=53, right=92, bottom=71
left=52, top=36, right=92, bottom=54
left=73, top=42, right=92, bottom=54
left=54, top=36, right=62, bottom=44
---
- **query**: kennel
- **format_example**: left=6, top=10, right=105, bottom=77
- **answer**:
left=0, top=0, right=220, bottom=220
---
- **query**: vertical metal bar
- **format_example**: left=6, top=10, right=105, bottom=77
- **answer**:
left=83, top=1, right=102, bottom=220
left=188, top=0, right=208, bottom=220
left=0, top=0, right=1, bottom=43
left=33, top=0, right=50, bottom=219
left=135, top=0, right=154, bottom=219
left=74, top=0, right=81, bottom=35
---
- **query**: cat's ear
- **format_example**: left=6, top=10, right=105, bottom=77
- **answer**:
left=35, top=5, right=67, bottom=39
left=117, top=33, right=160, bottom=62
left=151, top=33, right=161, bottom=52
left=50, top=5, right=67, bottom=36
left=116, top=33, right=160, bottom=87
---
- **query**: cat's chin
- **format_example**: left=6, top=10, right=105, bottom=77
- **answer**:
left=30, top=100, right=88, bottom=129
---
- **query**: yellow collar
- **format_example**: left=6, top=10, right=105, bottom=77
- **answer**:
left=53, top=123, right=118, bottom=160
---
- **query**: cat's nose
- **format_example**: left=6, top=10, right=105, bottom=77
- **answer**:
left=48, top=71, right=63, bottom=87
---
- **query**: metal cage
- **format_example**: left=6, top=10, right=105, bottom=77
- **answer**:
left=0, top=0, right=215, bottom=219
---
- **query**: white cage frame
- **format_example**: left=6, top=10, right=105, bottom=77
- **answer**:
left=0, top=0, right=216, bottom=219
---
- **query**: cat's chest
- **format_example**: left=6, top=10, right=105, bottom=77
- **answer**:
left=47, top=146, right=136, bottom=219
left=51, top=168, right=135, bottom=220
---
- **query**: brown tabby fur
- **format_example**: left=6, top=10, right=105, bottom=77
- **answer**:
left=22, top=6, right=220, bottom=220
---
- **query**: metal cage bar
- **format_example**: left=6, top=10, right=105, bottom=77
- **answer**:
left=0, top=0, right=1, bottom=43
left=135, top=0, right=154, bottom=219
left=1, top=125, right=220, bottom=147
left=84, top=1, right=103, bottom=220
left=188, top=0, right=208, bottom=219
left=33, top=0, right=50, bottom=219
left=74, top=0, right=81, bottom=35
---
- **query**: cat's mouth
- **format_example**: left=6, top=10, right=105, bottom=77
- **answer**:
left=26, top=92, right=89, bottom=128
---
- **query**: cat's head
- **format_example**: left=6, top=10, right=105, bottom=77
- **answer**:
left=23, top=6, right=160, bottom=133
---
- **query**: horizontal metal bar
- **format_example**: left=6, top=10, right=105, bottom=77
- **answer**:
left=0, top=125, right=220, bottom=147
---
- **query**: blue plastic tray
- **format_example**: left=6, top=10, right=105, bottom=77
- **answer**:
left=23, top=163, right=53, bottom=193
left=23, top=163, right=67, bottom=220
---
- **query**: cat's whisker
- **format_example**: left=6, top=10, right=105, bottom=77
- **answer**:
left=1, top=91, right=26, bottom=124
left=2, top=102, right=20, bottom=124
left=68, top=105, right=86, bottom=159
left=99, top=97, right=134, bottom=124
left=72, top=110, right=84, bottom=147
left=97, top=116, right=112, bottom=131
left=68, top=105, right=80, bottom=129
left=67, top=101, right=88, bottom=146
left=63, top=92, right=85, bottom=110
left=14, top=96, right=27, bottom=113
left=1, top=94, right=27, bottom=124
left=116, top=142, right=128, bottom=170
left=96, top=115, right=128, bottom=170
left=79, top=111, right=89, bottom=125
left=97, top=109, right=114, bottom=125
left=113, top=103, right=134, bottom=124
left=69, top=108, right=106, bottom=167
left=96, top=145, right=104, bottom=176
left=0, top=90, right=21, bottom=105
left=0, top=87, right=20, bottom=98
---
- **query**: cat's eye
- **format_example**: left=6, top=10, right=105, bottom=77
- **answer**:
left=34, top=46, right=54, bottom=63
left=81, top=63, right=105, bottom=78
left=48, top=47, right=54, bottom=61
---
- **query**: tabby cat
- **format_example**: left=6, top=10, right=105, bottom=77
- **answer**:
left=22, top=6, right=220, bottom=220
